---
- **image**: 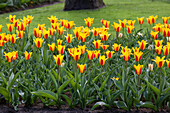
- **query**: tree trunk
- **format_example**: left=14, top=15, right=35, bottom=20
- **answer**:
left=64, top=0, right=105, bottom=11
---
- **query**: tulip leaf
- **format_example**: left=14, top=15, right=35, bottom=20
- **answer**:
left=158, top=92, right=170, bottom=107
left=99, top=74, right=110, bottom=91
left=32, top=90, right=58, bottom=102
left=135, top=101, right=157, bottom=111
left=91, top=101, right=111, bottom=110
left=58, top=79, right=72, bottom=95
left=0, top=73, right=7, bottom=86
left=61, top=94, right=71, bottom=106
left=0, top=87, right=10, bottom=101
left=51, top=69, right=61, bottom=82
left=115, top=101, right=128, bottom=111
left=48, top=69, right=58, bottom=90
left=92, top=72, right=106, bottom=83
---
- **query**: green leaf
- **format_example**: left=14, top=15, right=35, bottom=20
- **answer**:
left=61, top=94, right=71, bottom=106
left=92, top=72, right=106, bottom=83
left=115, top=101, right=128, bottom=111
left=91, top=101, right=111, bottom=110
left=159, top=92, right=170, bottom=107
left=135, top=101, right=157, bottom=111
left=32, top=90, right=57, bottom=102
left=0, top=87, right=10, bottom=101
left=52, top=69, right=61, bottom=82
left=58, top=79, right=72, bottom=95
left=48, top=69, right=58, bottom=90
left=100, top=75, right=110, bottom=91
left=8, top=69, right=22, bottom=90
left=0, top=73, right=7, bottom=86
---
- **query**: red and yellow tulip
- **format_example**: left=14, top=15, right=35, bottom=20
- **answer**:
left=138, top=40, right=147, bottom=50
left=53, top=54, right=64, bottom=66
left=57, top=39, right=63, bottom=45
left=113, top=22, right=121, bottom=32
left=163, top=46, right=169, bottom=56
left=100, top=31, right=111, bottom=41
left=134, top=51, right=143, bottom=62
left=153, top=23, right=163, bottom=33
left=126, top=25, right=134, bottom=34
left=152, top=56, right=165, bottom=68
left=137, top=17, right=144, bottom=25
left=128, top=20, right=136, bottom=26
left=99, top=55, right=107, bottom=66
left=10, top=34, right=17, bottom=44
left=77, top=64, right=86, bottom=73
left=94, top=50, right=100, bottom=59
left=43, top=29, right=49, bottom=39
left=16, top=30, right=24, bottom=39
left=8, top=15, right=16, bottom=23
left=113, top=43, right=121, bottom=52
left=4, top=52, right=13, bottom=62
left=56, top=45, right=65, bottom=55
left=78, top=45, right=86, bottom=54
left=162, top=17, right=169, bottom=24
left=33, top=38, right=44, bottom=48
left=92, top=27, right=100, bottom=37
left=150, top=31, right=159, bottom=40
left=86, top=50, right=94, bottom=60
left=58, top=26, right=64, bottom=35
left=106, top=50, right=115, bottom=59
left=101, top=44, right=109, bottom=50
left=0, top=25, right=3, bottom=32
left=166, top=59, right=170, bottom=68
left=49, top=28, right=56, bottom=36
left=134, top=64, right=143, bottom=75
left=48, top=15, right=58, bottom=23
left=65, top=33, right=73, bottom=43
left=93, top=40, right=101, bottom=49
left=7, top=24, right=14, bottom=32
left=118, top=19, right=126, bottom=28
left=0, top=40, right=5, bottom=47
left=48, top=43, right=56, bottom=52
left=155, top=40, right=163, bottom=47
left=84, top=17, right=94, bottom=27
left=24, top=51, right=32, bottom=60
left=51, top=23, right=60, bottom=29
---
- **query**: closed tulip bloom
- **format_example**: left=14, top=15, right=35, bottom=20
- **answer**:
left=0, top=40, right=5, bottom=47
left=132, top=47, right=140, bottom=53
left=4, top=52, right=13, bottom=62
left=73, top=27, right=82, bottom=38
left=3, top=34, right=10, bottom=43
left=27, top=15, right=34, bottom=24
left=102, top=20, right=110, bottom=28
left=150, top=31, right=159, bottom=40
left=10, top=34, right=17, bottom=44
left=94, top=50, right=100, bottom=59
left=79, top=33, right=87, bottom=43
left=58, top=26, right=64, bottom=35
left=43, top=29, right=49, bottom=39
left=57, top=39, right=63, bottom=45
left=162, top=17, right=169, bottom=24
left=113, top=22, right=121, bottom=32
left=17, top=22, right=26, bottom=31
left=154, top=40, right=163, bottom=47
left=65, top=21, right=74, bottom=29
left=101, top=44, right=109, bottom=50
left=9, top=15, right=16, bottom=23
left=84, top=17, right=94, bottom=27
left=13, top=19, right=19, bottom=27
left=126, top=25, right=134, bottom=34
left=106, top=50, right=115, bottom=59
left=138, top=40, right=147, bottom=50
left=162, top=28, right=168, bottom=37
left=149, top=15, right=158, bottom=24
left=118, top=19, right=127, bottom=28
left=120, top=50, right=131, bottom=61
left=12, top=51, right=18, bottom=60
left=53, top=54, right=64, bottom=66
left=99, top=55, right=107, bottom=66
left=134, top=51, right=143, bottom=62
left=152, top=56, right=165, bottom=68
left=56, top=45, right=65, bottom=55
left=38, top=24, right=45, bottom=30
left=128, top=20, right=136, bottom=26
left=83, top=27, right=90, bottom=36
left=16, top=30, right=24, bottom=39
left=51, top=23, right=60, bottom=29
left=93, top=40, right=101, bottom=49
left=146, top=18, right=152, bottom=25
left=134, top=64, right=143, bottom=75
left=24, top=51, right=32, bottom=60
left=34, top=28, right=39, bottom=38
left=48, top=15, right=58, bottom=23
left=113, top=43, right=121, bottom=52
left=72, top=49, right=81, bottom=61
left=92, top=27, right=100, bottom=37
left=153, top=23, right=163, bottom=33
left=100, top=31, right=111, bottom=41
left=137, top=17, right=144, bottom=24
left=163, top=46, right=169, bottom=56
left=48, top=43, right=55, bottom=52
left=49, top=28, right=56, bottom=36
left=166, top=59, right=170, bottom=68
left=60, top=19, right=67, bottom=26
left=37, top=30, right=42, bottom=38
left=86, top=50, right=94, bottom=60
left=148, top=64, right=153, bottom=71
left=78, top=45, right=86, bottom=54
left=65, top=33, right=73, bottom=43
left=0, top=25, right=3, bottom=32
left=7, top=24, right=14, bottom=32
left=33, top=38, right=44, bottom=48
left=77, top=64, right=86, bottom=73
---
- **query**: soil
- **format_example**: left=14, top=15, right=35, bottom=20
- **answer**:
left=0, top=1, right=64, bottom=14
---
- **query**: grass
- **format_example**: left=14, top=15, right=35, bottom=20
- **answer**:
left=0, top=0, right=170, bottom=33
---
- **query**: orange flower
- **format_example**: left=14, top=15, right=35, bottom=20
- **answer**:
left=99, top=55, right=107, bottom=66
left=138, top=40, right=147, bottom=50
left=94, top=50, right=100, bottom=59
left=53, top=54, right=64, bottom=66
left=113, top=43, right=121, bottom=52
left=134, top=64, right=143, bottom=75
left=137, top=17, right=144, bottom=25
left=86, top=50, right=94, bottom=60
left=24, top=51, right=32, bottom=60
left=106, top=50, right=115, bottom=59
left=77, top=64, right=86, bottom=73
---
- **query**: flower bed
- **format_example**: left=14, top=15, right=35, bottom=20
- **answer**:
left=0, top=15, right=169, bottom=112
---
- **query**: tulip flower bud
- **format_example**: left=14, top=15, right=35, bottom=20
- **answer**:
left=167, top=37, right=170, bottom=42
left=118, top=33, right=123, bottom=38
left=148, top=64, right=153, bottom=71
left=86, top=42, right=89, bottom=45
left=61, top=63, right=65, bottom=67
left=148, top=45, right=153, bottom=50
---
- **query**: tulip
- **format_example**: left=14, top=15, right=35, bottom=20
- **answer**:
left=43, top=29, right=49, bottom=39
left=118, top=19, right=126, bottom=28
left=78, top=45, right=86, bottom=54
left=7, top=24, right=14, bottom=32
left=24, top=51, right=32, bottom=60
left=17, top=22, right=26, bottom=31
left=132, top=47, right=140, bottom=53
left=134, top=51, right=143, bottom=62
left=92, top=27, right=100, bottom=37
left=152, top=56, right=165, bottom=68
left=134, top=64, right=143, bottom=75
left=48, top=43, right=56, bottom=52
left=60, top=19, right=67, bottom=26
left=3, top=34, right=10, bottom=43
left=163, top=46, right=169, bottom=56
left=146, top=18, right=152, bottom=25
left=94, top=50, right=100, bottom=59
left=34, top=28, right=39, bottom=38
left=153, top=23, right=163, bottom=33
left=27, top=15, right=34, bottom=24
left=38, top=24, right=45, bottom=30
left=126, top=25, right=134, bottom=34
left=13, top=19, right=19, bottom=28
left=106, top=50, right=115, bottom=59
left=83, top=27, right=90, bottom=36
left=138, top=40, right=147, bottom=50
left=10, top=34, right=17, bottom=44
left=149, top=15, right=158, bottom=24
left=65, top=21, right=74, bottom=29
left=99, top=55, right=107, bottom=66
left=53, top=54, right=64, bottom=66
left=72, top=49, right=81, bottom=61
left=8, top=15, right=16, bottom=23
left=166, top=59, right=170, bottom=68
left=65, top=33, right=73, bottom=43
left=4, top=52, right=13, bottom=62
left=86, top=50, right=94, bottom=60
left=84, top=17, right=94, bottom=27
left=137, top=17, right=144, bottom=25
left=101, top=44, right=109, bottom=50
left=57, top=39, right=63, bottom=45
left=58, top=26, right=64, bottom=35
left=113, top=43, right=121, bottom=52
left=12, top=51, right=18, bottom=60
left=79, top=33, right=87, bottom=43
left=51, top=23, right=60, bottom=29
left=93, top=40, right=101, bottom=49
left=49, top=28, right=56, bottom=36
left=0, top=25, right=3, bottom=32
left=113, top=22, right=121, bottom=32
left=77, top=64, right=86, bottom=73
left=16, top=30, right=24, bottom=39
left=73, top=27, right=82, bottom=39
left=120, top=50, right=131, bottom=61
left=56, top=45, right=65, bottom=55
left=0, top=40, right=5, bottom=47
left=162, top=28, right=168, bottom=37
left=154, top=40, right=163, bottom=47
left=162, top=17, right=169, bottom=24
left=48, top=15, right=58, bottom=23
left=128, top=20, right=136, bottom=26
left=150, top=31, right=159, bottom=40
left=33, top=38, right=44, bottom=48
left=102, top=20, right=110, bottom=28
left=148, top=64, right=153, bottom=71
left=100, top=31, right=111, bottom=41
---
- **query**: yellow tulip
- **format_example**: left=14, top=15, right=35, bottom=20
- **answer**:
left=138, top=40, right=147, bottom=50
left=33, top=38, right=44, bottom=48
left=65, top=33, right=73, bottom=43
left=106, top=50, right=115, bottom=59
left=77, top=64, right=86, bottom=73
left=99, top=55, right=107, bottom=66
left=56, top=45, right=65, bottom=55
left=150, top=31, right=159, bottom=40
left=48, top=43, right=56, bottom=52
left=53, top=54, right=64, bottom=66
left=24, top=51, right=32, bottom=60
left=134, top=64, right=143, bottom=75
left=152, top=56, right=165, bottom=68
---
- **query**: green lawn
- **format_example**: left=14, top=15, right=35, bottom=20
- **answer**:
left=0, top=0, right=170, bottom=33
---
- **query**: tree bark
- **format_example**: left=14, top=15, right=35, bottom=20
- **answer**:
left=64, top=0, right=105, bottom=11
